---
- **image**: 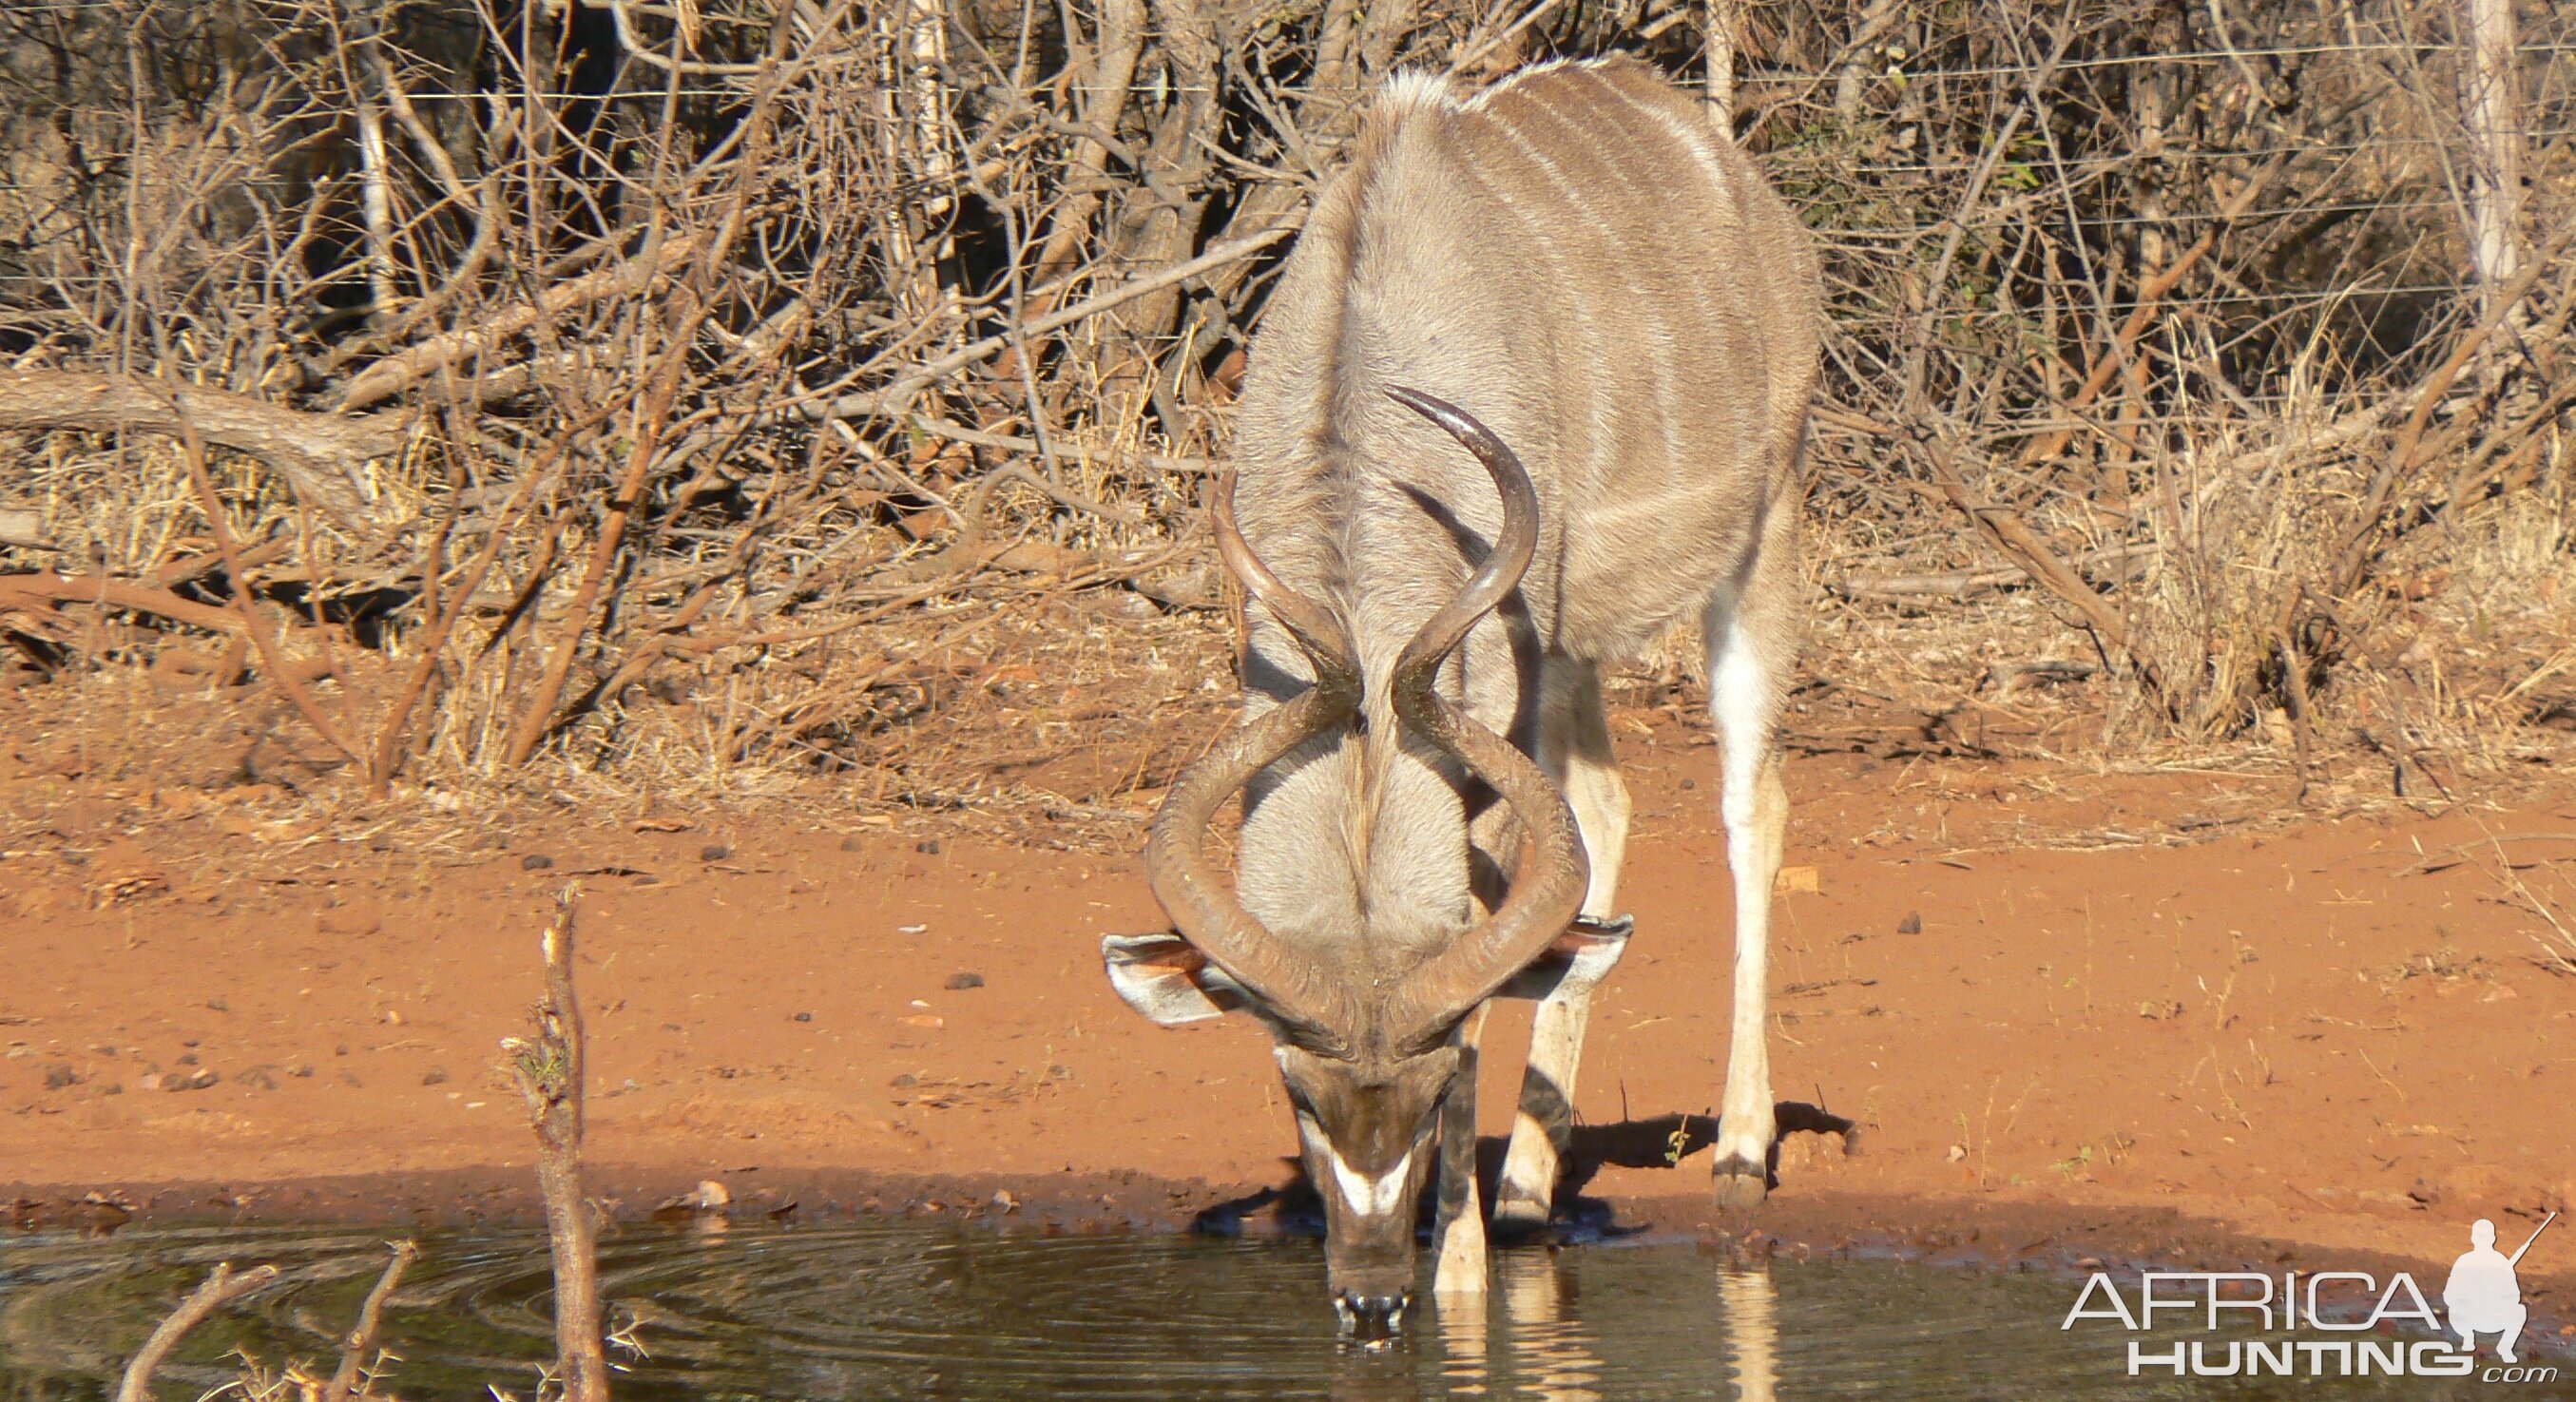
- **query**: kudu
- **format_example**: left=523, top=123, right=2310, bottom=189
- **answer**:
left=1103, top=56, right=1820, bottom=1336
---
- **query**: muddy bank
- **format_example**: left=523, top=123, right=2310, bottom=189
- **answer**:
left=6, top=727, right=2574, bottom=1330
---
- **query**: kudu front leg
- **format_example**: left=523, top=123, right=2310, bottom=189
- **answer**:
left=1432, top=1007, right=1490, bottom=1296
left=1494, top=670, right=1631, bottom=1230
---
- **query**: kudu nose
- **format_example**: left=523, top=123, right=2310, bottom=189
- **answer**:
left=1334, top=1291, right=1411, bottom=1346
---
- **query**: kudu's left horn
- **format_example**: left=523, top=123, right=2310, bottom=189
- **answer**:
left=1377, top=386, right=1590, bottom=1049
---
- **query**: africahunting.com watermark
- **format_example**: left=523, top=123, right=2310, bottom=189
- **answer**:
left=2061, top=1214, right=2559, bottom=1383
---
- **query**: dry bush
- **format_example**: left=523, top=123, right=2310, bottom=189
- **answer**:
left=0, top=0, right=2569, bottom=834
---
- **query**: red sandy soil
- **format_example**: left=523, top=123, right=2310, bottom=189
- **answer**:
left=4, top=718, right=2574, bottom=1322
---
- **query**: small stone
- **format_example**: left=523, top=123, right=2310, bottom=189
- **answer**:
left=521, top=854, right=555, bottom=871
left=840, top=835, right=862, bottom=852
left=176, top=1053, right=199, bottom=1066
left=916, top=839, right=942, bottom=855
left=1681, top=778, right=1697, bottom=790
left=944, top=972, right=985, bottom=990
left=43, top=1065, right=76, bottom=1090
left=1947, top=1143, right=1969, bottom=1162
left=1048, top=1064, right=1073, bottom=1081
left=205, top=998, right=229, bottom=1013
left=891, top=1073, right=918, bottom=1087
left=991, top=1190, right=1018, bottom=1213
left=652, top=1180, right=733, bottom=1219
left=288, top=1064, right=313, bottom=1078
left=1896, top=912, right=1923, bottom=935
left=794, top=1011, right=814, bottom=1023
left=422, top=1067, right=449, bottom=1086
left=700, top=844, right=731, bottom=862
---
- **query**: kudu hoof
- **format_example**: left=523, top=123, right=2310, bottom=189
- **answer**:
left=1490, top=1191, right=1551, bottom=1232
left=1713, top=1158, right=1769, bottom=1210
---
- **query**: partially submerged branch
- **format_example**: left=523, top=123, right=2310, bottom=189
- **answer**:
left=501, top=889, right=611, bottom=1402
left=323, top=1239, right=420, bottom=1402
left=113, top=1262, right=281, bottom=1402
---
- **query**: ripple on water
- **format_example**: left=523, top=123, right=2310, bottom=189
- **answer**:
left=0, top=1221, right=2506, bottom=1400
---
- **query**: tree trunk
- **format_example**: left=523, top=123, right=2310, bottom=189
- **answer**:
left=2459, top=0, right=2526, bottom=307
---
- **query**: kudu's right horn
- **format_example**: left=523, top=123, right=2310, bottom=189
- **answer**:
left=1138, top=473, right=1361, bottom=1048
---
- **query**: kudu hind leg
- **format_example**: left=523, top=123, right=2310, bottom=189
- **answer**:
left=1706, top=598, right=1790, bottom=1209
left=1493, top=662, right=1631, bottom=1229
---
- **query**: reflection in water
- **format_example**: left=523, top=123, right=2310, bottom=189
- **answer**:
left=1436, top=1281, right=1490, bottom=1396
left=1502, top=1251, right=1602, bottom=1401
left=1720, top=1265, right=1779, bottom=1402
left=1433, top=1253, right=1616, bottom=1402
left=1439, top=1251, right=1775, bottom=1402
left=0, top=1220, right=2480, bottom=1399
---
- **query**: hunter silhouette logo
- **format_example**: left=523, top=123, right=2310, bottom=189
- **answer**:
left=2447, top=1212, right=2553, bottom=1363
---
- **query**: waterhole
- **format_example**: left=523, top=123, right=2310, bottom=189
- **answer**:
left=0, top=1221, right=2500, bottom=1398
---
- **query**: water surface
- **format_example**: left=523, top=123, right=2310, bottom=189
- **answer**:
left=0, top=1221, right=2509, bottom=1399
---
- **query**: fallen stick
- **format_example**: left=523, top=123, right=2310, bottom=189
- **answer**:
left=334, top=232, right=707, bottom=413
left=0, top=370, right=394, bottom=528
left=1832, top=544, right=2155, bottom=601
left=903, top=416, right=1216, bottom=478
left=0, top=509, right=52, bottom=550
left=113, top=1262, right=281, bottom=1402
left=0, top=572, right=248, bottom=635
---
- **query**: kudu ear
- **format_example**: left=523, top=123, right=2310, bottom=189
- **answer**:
left=1103, top=932, right=1256, bottom=1027
left=1494, top=914, right=1635, bottom=1003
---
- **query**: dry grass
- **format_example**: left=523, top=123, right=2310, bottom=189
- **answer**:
left=1, top=0, right=2573, bottom=852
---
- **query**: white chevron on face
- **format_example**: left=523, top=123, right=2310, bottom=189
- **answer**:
left=1332, top=1146, right=1415, bottom=1218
